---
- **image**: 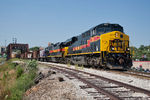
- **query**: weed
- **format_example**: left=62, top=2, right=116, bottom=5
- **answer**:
left=81, top=65, right=84, bottom=70
left=67, top=63, right=71, bottom=67
left=2, top=72, right=9, bottom=84
left=16, top=66, right=24, bottom=78
left=0, top=59, right=38, bottom=100
left=75, top=64, right=79, bottom=70
left=8, top=71, right=36, bottom=100
left=27, top=60, right=37, bottom=70
left=8, top=59, right=38, bottom=100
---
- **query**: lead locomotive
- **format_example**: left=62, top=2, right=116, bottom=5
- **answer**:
left=40, top=23, right=132, bottom=70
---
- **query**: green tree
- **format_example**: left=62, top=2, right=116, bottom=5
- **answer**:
left=130, top=45, right=150, bottom=61
left=29, top=46, right=39, bottom=51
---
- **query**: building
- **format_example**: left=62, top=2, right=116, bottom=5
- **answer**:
left=7, top=43, right=29, bottom=59
left=0, top=46, right=6, bottom=54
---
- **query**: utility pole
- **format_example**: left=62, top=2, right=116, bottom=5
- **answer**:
left=15, top=38, right=17, bottom=44
left=13, top=38, right=14, bottom=44
left=12, top=37, right=17, bottom=44
left=5, top=40, right=7, bottom=47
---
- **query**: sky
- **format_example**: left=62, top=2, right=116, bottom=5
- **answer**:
left=0, top=0, right=150, bottom=48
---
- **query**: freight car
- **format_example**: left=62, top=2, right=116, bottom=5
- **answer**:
left=39, top=23, right=132, bottom=70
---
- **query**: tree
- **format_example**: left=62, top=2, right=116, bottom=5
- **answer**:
left=29, top=47, right=40, bottom=51
left=130, top=45, right=150, bottom=61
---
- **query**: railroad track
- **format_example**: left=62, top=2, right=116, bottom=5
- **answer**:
left=126, top=70, right=150, bottom=78
left=39, top=62, right=150, bottom=100
left=107, top=70, right=150, bottom=80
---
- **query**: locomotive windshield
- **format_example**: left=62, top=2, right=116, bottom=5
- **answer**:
left=112, top=25, right=123, bottom=32
left=96, top=24, right=124, bottom=34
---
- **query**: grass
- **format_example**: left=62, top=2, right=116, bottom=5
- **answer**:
left=16, top=66, right=24, bottom=78
left=0, top=59, right=38, bottom=100
left=9, top=71, right=36, bottom=100
left=0, top=58, right=5, bottom=63
left=80, top=65, right=84, bottom=70
left=75, top=64, right=79, bottom=70
left=67, top=62, right=71, bottom=67
left=0, top=59, right=16, bottom=100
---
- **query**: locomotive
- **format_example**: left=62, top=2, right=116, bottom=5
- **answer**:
left=40, top=23, right=132, bottom=70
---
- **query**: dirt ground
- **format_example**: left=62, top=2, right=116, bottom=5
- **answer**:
left=24, top=65, right=94, bottom=100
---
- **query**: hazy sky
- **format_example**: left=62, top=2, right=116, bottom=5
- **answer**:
left=0, top=0, right=150, bottom=48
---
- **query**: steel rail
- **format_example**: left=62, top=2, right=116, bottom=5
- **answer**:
left=125, top=70, right=150, bottom=79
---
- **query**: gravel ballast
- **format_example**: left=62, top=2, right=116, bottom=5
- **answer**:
left=40, top=62, right=150, bottom=91
left=24, top=65, right=95, bottom=100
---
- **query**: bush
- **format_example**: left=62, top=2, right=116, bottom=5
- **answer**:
left=27, top=60, right=37, bottom=70
left=9, top=71, right=36, bottom=100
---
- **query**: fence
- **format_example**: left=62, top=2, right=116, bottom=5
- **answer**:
left=132, top=61, right=150, bottom=69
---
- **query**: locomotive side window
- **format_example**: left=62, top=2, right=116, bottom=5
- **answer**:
left=86, top=31, right=90, bottom=37
left=104, top=27, right=111, bottom=33
left=96, top=27, right=104, bottom=34
left=82, top=31, right=90, bottom=38
left=82, top=33, right=85, bottom=38
left=96, top=26, right=111, bottom=34
left=91, top=28, right=96, bottom=36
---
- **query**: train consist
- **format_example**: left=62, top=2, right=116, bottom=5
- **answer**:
left=39, top=23, right=132, bottom=70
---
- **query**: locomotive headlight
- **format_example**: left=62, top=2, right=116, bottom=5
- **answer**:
left=126, top=47, right=130, bottom=51
left=111, top=47, right=115, bottom=51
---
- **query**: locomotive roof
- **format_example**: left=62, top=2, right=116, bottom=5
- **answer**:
left=79, top=23, right=122, bottom=35
left=89, top=23, right=123, bottom=31
left=64, top=23, right=123, bottom=42
left=48, top=23, right=123, bottom=48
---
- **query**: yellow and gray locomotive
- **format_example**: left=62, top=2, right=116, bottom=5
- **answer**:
left=42, top=23, right=132, bottom=70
